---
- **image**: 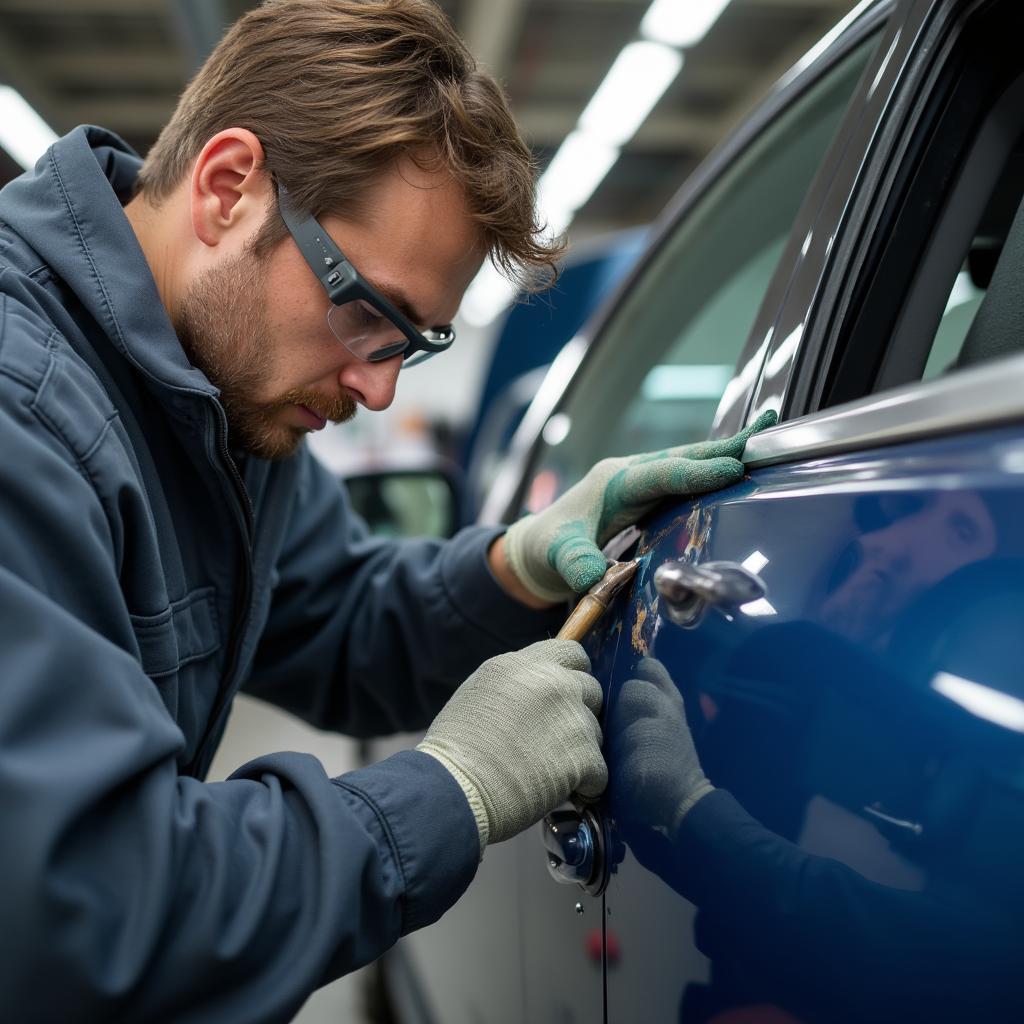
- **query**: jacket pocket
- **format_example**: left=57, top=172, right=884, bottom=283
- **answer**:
left=129, top=586, right=221, bottom=682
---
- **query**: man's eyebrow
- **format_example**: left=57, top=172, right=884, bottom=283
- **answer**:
left=366, top=277, right=434, bottom=328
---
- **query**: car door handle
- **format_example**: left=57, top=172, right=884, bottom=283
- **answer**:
left=654, top=559, right=766, bottom=626
left=540, top=804, right=609, bottom=896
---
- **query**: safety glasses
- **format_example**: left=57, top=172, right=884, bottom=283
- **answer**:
left=276, top=184, right=455, bottom=368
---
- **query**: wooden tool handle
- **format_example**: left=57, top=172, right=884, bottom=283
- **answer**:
left=556, top=595, right=608, bottom=641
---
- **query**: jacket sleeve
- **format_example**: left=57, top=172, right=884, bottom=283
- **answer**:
left=244, top=446, right=564, bottom=735
left=0, top=349, right=479, bottom=1022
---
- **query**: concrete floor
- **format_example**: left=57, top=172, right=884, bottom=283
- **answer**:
left=207, top=694, right=374, bottom=1024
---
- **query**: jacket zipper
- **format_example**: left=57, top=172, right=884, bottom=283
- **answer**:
left=185, top=403, right=255, bottom=777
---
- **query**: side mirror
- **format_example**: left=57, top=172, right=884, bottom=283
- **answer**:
left=344, top=465, right=464, bottom=539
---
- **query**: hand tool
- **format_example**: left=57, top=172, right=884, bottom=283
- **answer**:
left=556, top=559, right=640, bottom=641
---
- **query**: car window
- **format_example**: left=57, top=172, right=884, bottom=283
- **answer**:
left=819, top=1, right=1024, bottom=405
left=919, top=141, right=1024, bottom=381
left=518, top=37, right=877, bottom=515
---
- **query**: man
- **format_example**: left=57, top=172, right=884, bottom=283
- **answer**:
left=0, top=1, right=764, bottom=1020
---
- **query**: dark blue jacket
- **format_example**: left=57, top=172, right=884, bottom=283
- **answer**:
left=0, top=126, right=557, bottom=1023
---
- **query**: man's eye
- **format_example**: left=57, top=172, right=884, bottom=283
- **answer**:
left=355, top=301, right=383, bottom=325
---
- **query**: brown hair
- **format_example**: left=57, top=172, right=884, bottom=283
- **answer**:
left=135, top=0, right=563, bottom=289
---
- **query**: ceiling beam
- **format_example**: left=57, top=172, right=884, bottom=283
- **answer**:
left=167, top=0, right=228, bottom=71
left=0, top=0, right=161, bottom=11
left=56, top=97, right=176, bottom=135
left=459, top=0, right=527, bottom=81
left=518, top=106, right=723, bottom=152
left=742, top=0, right=851, bottom=8
left=35, top=52, right=186, bottom=83
left=0, top=27, right=64, bottom=132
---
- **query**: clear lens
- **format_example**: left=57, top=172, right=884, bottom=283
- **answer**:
left=326, top=300, right=410, bottom=362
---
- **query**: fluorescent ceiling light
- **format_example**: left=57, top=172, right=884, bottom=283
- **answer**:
left=739, top=597, right=777, bottom=618
left=0, top=87, right=57, bottom=171
left=764, top=325, right=803, bottom=379
left=537, top=130, right=620, bottom=220
left=460, top=21, right=686, bottom=325
left=461, top=130, right=617, bottom=327
left=460, top=263, right=518, bottom=328
left=931, top=671, right=1024, bottom=733
left=641, top=0, right=732, bottom=49
left=741, top=550, right=769, bottom=575
left=578, top=41, right=683, bottom=147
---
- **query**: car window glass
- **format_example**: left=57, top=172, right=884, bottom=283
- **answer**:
left=920, top=141, right=1024, bottom=380
left=922, top=271, right=986, bottom=380
left=905, top=135, right=1024, bottom=385
left=820, top=2, right=1024, bottom=403
left=519, top=38, right=876, bottom=515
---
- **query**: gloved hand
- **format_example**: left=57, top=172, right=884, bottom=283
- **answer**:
left=607, top=657, right=712, bottom=838
left=504, top=410, right=778, bottom=602
left=417, top=639, right=607, bottom=854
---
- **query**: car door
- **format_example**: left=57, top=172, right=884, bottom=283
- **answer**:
left=500, top=12, right=890, bottom=1023
left=577, top=1, right=1024, bottom=1021
left=509, top=0, right=1024, bottom=1020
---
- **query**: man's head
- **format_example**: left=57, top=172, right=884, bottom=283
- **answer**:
left=131, top=0, right=562, bottom=459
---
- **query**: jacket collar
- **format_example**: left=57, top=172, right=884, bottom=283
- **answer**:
left=0, top=125, right=216, bottom=397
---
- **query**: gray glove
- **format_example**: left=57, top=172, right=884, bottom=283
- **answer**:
left=608, top=658, right=713, bottom=837
left=417, top=639, right=607, bottom=854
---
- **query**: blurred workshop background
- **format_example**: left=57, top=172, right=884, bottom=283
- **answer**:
left=0, top=1, right=857, bottom=1019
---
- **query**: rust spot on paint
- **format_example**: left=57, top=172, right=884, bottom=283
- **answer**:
left=682, top=505, right=713, bottom=560
left=631, top=602, right=648, bottom=654
left=638, top=513, right=690, bottom=558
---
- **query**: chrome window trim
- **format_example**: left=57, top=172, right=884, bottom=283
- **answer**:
left=744, top=352, right=1024, bottom=468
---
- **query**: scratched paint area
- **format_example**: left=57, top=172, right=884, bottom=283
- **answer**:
left=630, top=501, right=716, bottom=656
left=631, top=603, right=647, bottom=653
left=630, top=595, right=660, bottom=655
left=637, top=512, right=690, bottom=559
left=682, top=504, right=714, bottom=560
left=637, top=502, right=715, bottom=563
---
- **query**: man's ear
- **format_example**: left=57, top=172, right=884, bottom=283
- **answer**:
left=189, top=128, right=271, bottom=248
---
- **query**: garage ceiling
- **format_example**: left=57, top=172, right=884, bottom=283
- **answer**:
left=0, top=0, right=857, bottom=236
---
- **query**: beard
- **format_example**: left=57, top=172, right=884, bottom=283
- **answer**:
left=174, top=248, right=356, bottom=460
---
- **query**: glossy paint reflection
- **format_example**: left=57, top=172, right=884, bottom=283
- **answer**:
left=818, top=491, right=996, bottom=647
left=601, top=428, right=1024, bottom=1023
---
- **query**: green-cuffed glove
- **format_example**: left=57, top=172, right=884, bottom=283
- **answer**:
left=417, top=639, right=606, bottom=854
left=505, top=410, right=778, bottom=602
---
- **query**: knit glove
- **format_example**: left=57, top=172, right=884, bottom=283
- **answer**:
left=504, top=410, right=778, bottom=602
left=417, top=639, right=606, bottom=854
left=607, top=658, right=713, bottom=838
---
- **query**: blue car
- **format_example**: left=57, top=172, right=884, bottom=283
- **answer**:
left=383, top=0, right=1024, bottom=1020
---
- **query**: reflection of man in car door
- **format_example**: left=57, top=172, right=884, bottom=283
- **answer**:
left=820, top=492, right=996, bottom=647
left=608, top=539, right=1024, bottom=1023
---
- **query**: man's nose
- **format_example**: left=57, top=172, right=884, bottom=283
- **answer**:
left=338, top=355, right=401, bottom=411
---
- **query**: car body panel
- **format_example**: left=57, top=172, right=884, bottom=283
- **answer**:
left=602, top=420, right=1024, bottom=1021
